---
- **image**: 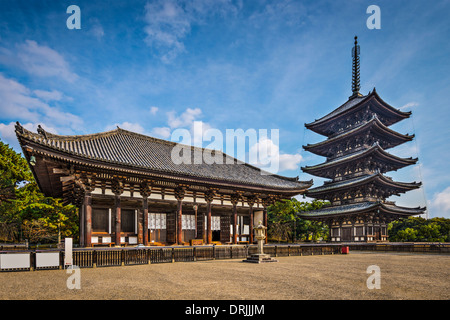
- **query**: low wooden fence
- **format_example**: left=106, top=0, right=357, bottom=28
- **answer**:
left=347, top=242, right=450, bottom=254
left=2, top=243, right=448, bottom=272
left=0, top=244, right=340, bottom=272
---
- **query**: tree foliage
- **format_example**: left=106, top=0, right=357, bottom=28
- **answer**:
left=267, top=198, right=329, bottom=243
left=0, top=140, right=33, bottom=203
left=389, top=217, right=450, bottom=242
left=0, top=139, right=78, bottom=244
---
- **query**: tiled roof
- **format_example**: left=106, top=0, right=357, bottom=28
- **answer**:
left=15, top=123, right=312, bottom=191
left=305, top=90, right=411, bottom=129
left=298, top=201, right=425, bottom=218
left=302, top=143, right=418, bottom=175
left=303, top=114, right=414, bottom=156
left=306, top=173, right=421, bottom=195
left=306, top=95, right=368, bottom=127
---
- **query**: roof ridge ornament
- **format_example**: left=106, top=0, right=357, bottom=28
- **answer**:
left=37, top=124, right=48, bottom=139
left=349, top=36, right=362, bottom=99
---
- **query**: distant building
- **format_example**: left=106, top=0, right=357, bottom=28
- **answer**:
left=300, top=37, right=426, bottom=242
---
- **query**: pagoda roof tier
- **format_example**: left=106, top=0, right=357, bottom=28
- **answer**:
left=305, top=89, right=411, bottom=137
left=301, top=143, right=418, bottom=179
left=298, top=201, right=426, bottom=220
left=303, top=114, right=414, bottom=158
left=306, top=172, right=421, bottom=199
left=15, top=123, right=312, bottom=197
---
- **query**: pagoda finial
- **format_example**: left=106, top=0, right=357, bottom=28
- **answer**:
left=350, top=36, right=362, bottom=99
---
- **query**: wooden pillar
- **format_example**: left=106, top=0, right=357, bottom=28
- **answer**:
left=206, top=201, right=212, bottom=244
left=140, top=181, right=151, bottom=246
left=204, top=190, right=215, bottom=245
left=230, top=194, right=240, bottom=245
left=75, top=176, right=94, bottom=247
left=79, top=203, right=85, bottom=247
left=249, top=206, right=254, bottom=244
left=232, top=204, right=238, bottom=244
left=247, top=196, right=256, bottom=244
left=142, top=197, right=149, bottom=246
left=112, top=179, right=124, bottom=247
left=114, top=194, right=121, bottom=247
left=177, top=199, right=183, bottom=244
left=174, top=186, right=186, bottom=245
left=84, top=192, right=92, bottom=247
left=193, top=204, right=198, bottom=239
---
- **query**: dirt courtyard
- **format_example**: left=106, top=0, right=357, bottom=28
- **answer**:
left=1, top=252, right=448, bottom=300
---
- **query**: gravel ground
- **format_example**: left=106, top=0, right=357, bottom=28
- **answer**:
left=1, top=252, right=449, bottom=300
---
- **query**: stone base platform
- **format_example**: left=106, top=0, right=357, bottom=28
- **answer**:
left=242, top=253, right=278, bottom=263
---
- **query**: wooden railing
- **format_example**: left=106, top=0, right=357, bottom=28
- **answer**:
left=1, top=243, right=448, bottom=272
left=347, top=242, right=450, bottom=254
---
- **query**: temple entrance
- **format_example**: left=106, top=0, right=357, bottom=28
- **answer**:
left=212, top=230, right=221, bottom=242
left=149, top=213, right=167, bottom=243
left=374, top=227, right=381, bottom=241
left=342, top=227, right=352, bottom=241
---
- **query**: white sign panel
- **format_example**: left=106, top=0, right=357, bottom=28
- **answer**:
left=0, top=253, right=30, bottom=269
left=64, top=238, right=73, bottom=266
left=36, top=252, right=60, bottom=268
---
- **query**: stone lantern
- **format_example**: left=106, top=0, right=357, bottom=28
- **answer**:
left=243, top=221, right=278, bottom=263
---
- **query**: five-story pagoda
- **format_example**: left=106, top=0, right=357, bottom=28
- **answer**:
left=300, top=37, right=426, bottom=242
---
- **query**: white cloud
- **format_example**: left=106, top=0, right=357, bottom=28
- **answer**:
left=150, top=106, right=159, bottom=115
left=151, top=126, right=171, bottom=139
left=143, top=0, right=191, bottom=63
left=143, top=0, right=240, bottom=62
left=90, top=18, right=105, bottom=40
left=249, top=137, right=302, bottom=174
left=0, top=121, right=59, bottom=152
left=167, top=107, right=202, bottom=129
left=249, top=0, right=308, bottom=28
left=15, top=40, right=78, bottom=82
left=0, top=73, right=46, bottom=121
left=429, top=186, right=450, bottom=218
left=399, top=101, right=419, bottom=111
left=0, top=73, right=83, bottom=135
left=106, top=122, right=146, bottom=134
left=32, top=89, right=64, bottom=101
left=279, top=152, right=303, bottom=171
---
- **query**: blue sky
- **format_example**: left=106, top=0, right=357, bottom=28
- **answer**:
left=0, top=0, right=449, bottom=218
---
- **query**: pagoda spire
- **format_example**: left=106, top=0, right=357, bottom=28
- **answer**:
left=350, top=36, right=362, bottom=99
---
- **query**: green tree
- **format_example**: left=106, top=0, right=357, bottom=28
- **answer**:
left=395, top=228, right=419, bottom=242
left=267, top=198, right=329, bottom=243
left=388, top=216, right=450, bottom=242
left=0, top=140, right=33, bottom=204
left=0, top=139, right=78, bottom=244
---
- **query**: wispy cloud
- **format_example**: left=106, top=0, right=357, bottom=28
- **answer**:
left=9, top=40, right=79, bottom=82
left=399, top=102, right=419, bottom=111
left=249, top=136, right=303, bottom=174
left=89, top=18, right=105, bottom=40
left=167, top=107, right=202, bottom=129
left=149, top=106, right=159, bottom=115
left=105, top=121, right=146, bottom=134
left=143, top=0, right=240, bottom=62
left=143, top=0, right=191, bottom=63
left=429, top=186, right=450, bottom=218
left=0, top=73, right=83, bottom=143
